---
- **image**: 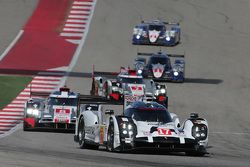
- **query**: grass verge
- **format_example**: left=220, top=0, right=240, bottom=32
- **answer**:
left=0, top=75, right=32, bottom=109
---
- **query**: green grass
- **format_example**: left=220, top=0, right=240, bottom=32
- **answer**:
left=0, top=75, right=32, bottom=109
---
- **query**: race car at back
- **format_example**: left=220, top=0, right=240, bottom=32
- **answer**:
left=91, top=68, right=168, bottom=107
left=132, top=20, right=181, bottom=46
left=134, top=52, right=185, bottom=82
left=74, top=96, right=209, bottom=156
left=23, top=87, right=79, bottom=131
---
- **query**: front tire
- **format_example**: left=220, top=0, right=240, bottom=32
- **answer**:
left=106, top=122, right=115, bottom=152
left=78, top=117, right=86, bottom=149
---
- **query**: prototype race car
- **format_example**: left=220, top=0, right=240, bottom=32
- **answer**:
left=134, top=52, right=185, bottom=82
left=91, top=68, right=168, bottom=107
left=74, top=95, right=209, bottom=156
left=132, top=20, right=181, bottom=46
left=23, top=87, right=79, bottom=131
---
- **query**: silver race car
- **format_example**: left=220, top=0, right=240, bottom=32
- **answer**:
left=74, top=95, right=209, bottom=156
left=91, top=67, right=168, bottom=107
left=23, top=87, right=79, bottom=131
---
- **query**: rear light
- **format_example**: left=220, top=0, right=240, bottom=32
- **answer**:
left=158, top=95, right=166, bottom=102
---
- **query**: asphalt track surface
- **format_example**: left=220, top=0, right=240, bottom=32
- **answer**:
left=0, top=0, right=250, bottom=167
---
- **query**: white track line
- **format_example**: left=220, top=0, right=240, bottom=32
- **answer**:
left=210, top=131, right=250, bottom=135
left=70, top=10, right=90, bottom=14
left=65, top=23, right=86, bottom=28
left=68, top=15, right=89, bottom=19
left=63, top=28, right=85, bottom=32
left=31, top=80, right=59, bottom=84
left=66, top=19, right=87, bottom=23
left=60, top=0, right=97, bottom=86
left=73, top=1, right=92, bottom=5
left=60, top=33, right=84, bottom=37
left=0, top=30, right=24, bottom=61
left=72, top=6, right=91, bottom=9
left=66, top=39, right=81, bottom=44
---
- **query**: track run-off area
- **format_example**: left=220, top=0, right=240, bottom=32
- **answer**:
left=0, top=0, right=250, bottom=167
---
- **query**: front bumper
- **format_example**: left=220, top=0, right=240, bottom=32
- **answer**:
left=132, top=37, right=178, bottom=46
left=23, top=117, right=75, bottom=131
left=120, top=137, right=204, bottom=152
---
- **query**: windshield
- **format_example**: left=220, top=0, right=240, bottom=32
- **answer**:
left=149, top=57, right=168, bottom=65
left=149, top=25, right=164, bottom=31
left=48, top=97, right=78, bottom=106
left=125, top=108, right=172, bottom=123
left=27, top=102, right=44, bottom=110
left=118, top=77, right=143, bottom=84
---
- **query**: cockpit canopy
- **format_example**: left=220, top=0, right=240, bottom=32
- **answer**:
left=124, top=101, right=172, bottom=123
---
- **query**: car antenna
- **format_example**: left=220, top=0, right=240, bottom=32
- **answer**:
left=139, top=15, right=144, bottom=23
left=159, top=46, right=162, bottom=54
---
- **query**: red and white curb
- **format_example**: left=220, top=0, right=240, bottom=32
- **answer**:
left=60, top=0, right=96, bottom=44
left=0, top=76, right=62, bottom=137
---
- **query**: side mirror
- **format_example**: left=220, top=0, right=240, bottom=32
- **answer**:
left=190, top=113, right=199, bottom=119
left=150, top=79, right=154, bottom=85
left=105, top=109, right=114, bottom=115
left=99, top=78, right=103, bottom=84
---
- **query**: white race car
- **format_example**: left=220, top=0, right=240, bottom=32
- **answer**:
left=74, top=96, right=208, bottom=156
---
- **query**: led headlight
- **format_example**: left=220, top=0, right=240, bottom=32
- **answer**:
left=136, top=35, right=141, bottom=39
left=122, top=123, right=126, bottom=129
left=128, top=124, right=133, bottom=130
left=173, top=71, right=179, bottom=76
left=160, top=89, right=166, bottom=94
left=122, top=130, right=128, bottom=135
left=192, top=125, right=208, bottom=140
left=166, top=36, right=171, bottom=41
left=27, top=108, right=39, bottom=116
left=112, top=87, right=119, bottom=92
left=137, top=69, right=142, bottom=74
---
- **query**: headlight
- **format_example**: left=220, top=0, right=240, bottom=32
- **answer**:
left=137, top=69, right=142, bottom=74
left=122, top=130, right=128, bottom=135
left=160, top=89, right=166, bottom=94
left=166, top=36, right=171, bottom=41
left=129, top=131, right=133, bottom=135
left=27, top=108, right=39, bottom=116
left=192, top=125, right=207, bottom=140
left=122, top=123, right=126, bottom=129
left=136, top=35, right=141, bottom=39
left=112, top=87, right=119, bottom=92
left=128, top=124, right=133, bottom=130
left=173, top=71, right=179, bottom=76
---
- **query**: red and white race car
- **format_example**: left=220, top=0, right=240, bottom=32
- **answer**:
left=23, top=87, right=79, bottom=131
left=91, top=67, right=168, bottom=107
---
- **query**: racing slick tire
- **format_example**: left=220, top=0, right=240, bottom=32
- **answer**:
left=23, top=123, right=29, bottom=131
left=185, top=146, right=207, bottom=156
left=103, top=82, right=110, bottom=100
left=78, top=117, right=87, bottom=149
left=106, top=120, right=115, bottom=152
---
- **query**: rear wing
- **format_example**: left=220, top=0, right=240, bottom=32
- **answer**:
left=163, top=22, right=180, bottom=26
left=137, top=52, right=184, bottom=58
left=79, top=94, right=123, bottom=105
left=30, top=91, right=50, bottom=98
